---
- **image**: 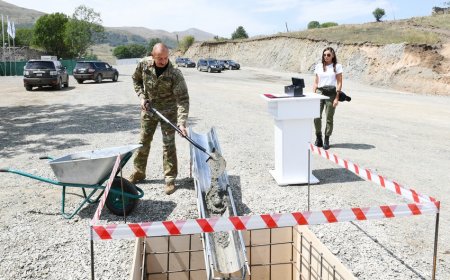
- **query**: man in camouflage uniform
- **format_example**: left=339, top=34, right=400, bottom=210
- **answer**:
left=129, top=43, right=189, bottom=195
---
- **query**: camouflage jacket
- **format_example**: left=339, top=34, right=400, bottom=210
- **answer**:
left=132, top=57, right=189, bottom=126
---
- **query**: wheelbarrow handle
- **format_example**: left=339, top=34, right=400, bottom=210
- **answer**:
left=148, top=107, right=210, bottom=156
left=39, top=156, right=54, bottom=160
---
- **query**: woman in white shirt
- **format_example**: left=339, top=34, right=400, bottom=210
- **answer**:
left=312, top=47, right=343, bottom=150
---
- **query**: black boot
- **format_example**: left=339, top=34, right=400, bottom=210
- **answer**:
left=315, top=134, right=323, bottom=147
left=323, top=136, right=330, bottom=150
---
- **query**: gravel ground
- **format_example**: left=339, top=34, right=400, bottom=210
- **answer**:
left=0, top=64, right=449, bottom=280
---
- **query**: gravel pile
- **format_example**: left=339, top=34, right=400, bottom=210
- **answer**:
left=0, top=64, right=449, bottom=279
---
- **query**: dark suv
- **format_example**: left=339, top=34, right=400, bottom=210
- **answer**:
left=224, top=60, right=240, bottom=70
left=73, top=61, right=119, bottom=84
left=23, top=59, right=69, bottom=91
left=175, top=57, right=196, bottom=68
left=197, top=59, right=222, bottom=73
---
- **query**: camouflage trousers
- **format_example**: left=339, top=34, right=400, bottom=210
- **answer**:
left=133, top=110, right=178, bottom=184
left=314, top=87, right=337, bottom=137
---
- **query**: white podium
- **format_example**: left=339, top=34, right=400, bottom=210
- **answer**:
left=261, top=93, right=328, bottom=185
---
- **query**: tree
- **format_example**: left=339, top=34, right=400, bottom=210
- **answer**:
left=373, top=8, right=385, bottom=22
left=113, top=44, right=146, bottom=59
left=320, top=22, right=339, bottom=28
left=65, top=5, right=105, bottom=58
left=307, top=21, right=321, bottom=29
left=178, top=35, right=195, bottom=52
left=15, top=28, right=33, bottom=46
left=32, top=13, right=70, bottom=58
left=231, top=26, right=249, bottom=40
left=113, top=45, right=131, bottom=59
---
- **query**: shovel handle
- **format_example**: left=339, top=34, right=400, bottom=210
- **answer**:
left=148, top=107, right=210, bottom=156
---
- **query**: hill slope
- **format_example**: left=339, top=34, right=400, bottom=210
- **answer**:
left=0, top=0, right=44, bottom=26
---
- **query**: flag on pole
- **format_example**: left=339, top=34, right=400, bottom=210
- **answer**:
left=11, top=21, right=15, bottom=39
left=6, top=16, right=11, bottom=38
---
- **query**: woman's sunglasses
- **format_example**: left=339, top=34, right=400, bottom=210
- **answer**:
left=323, top=53, right=332, bottom=57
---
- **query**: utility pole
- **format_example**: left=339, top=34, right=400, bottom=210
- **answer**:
left=1, top=14, right=5, bottom=76
left=285, top=22, right=289, bottom=33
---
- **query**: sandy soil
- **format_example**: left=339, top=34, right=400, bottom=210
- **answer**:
left=0, top=64, right=449, bottom=279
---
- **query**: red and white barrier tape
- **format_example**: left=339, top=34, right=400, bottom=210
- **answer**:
left=90, top=146, right=440, bottom=240
left=91, top=202, right=438, bottom=240
left=90, top=155, right=121, bottom=225
left=309, top=144, right=439, bottom=207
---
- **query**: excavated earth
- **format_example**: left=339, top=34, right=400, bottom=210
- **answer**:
left=185, top=37, right=450, bottom=95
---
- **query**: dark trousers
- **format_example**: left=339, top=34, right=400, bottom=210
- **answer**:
left=314, top=87, right=337, bottom=137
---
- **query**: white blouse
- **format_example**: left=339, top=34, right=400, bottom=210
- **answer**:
left=314, top=63, right=343, bottom=88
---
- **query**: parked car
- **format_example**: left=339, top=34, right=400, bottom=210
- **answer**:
left=175, top=57, right=196, bottom=68
left=217, top=60, right=227, bottom=70
left=23, top=59, right=69, bottom=91
left=197, top=59, right=222, bottom=73
left=224, top=60, right=240, bottom=70
left=73, top=61, right=119, bottom=84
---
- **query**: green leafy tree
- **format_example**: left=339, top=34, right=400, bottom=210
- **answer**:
left=148, top=38, right=162, bottom=54
left=32, top=13, right=70, bottom=58
left=307, top=21, right=321, bottom=29
left=320, top=22, right=339, bottom=28
left=128, top=44, right=147, bottom=58
left=231, top=26, right=249, bottom=40
left=113, top=44, right=146, bottom=59
left=178, top=35, right=195, bottom=52
left=65, top=5, right=105, bottom=58
left=15, top=28, right=33, bottom=46
left=113, top=45, right=131, bottom=59
left=373, top=8, right=386, bottom=22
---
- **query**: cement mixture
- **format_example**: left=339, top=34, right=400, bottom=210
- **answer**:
left=205, top=181, right=231, bottom=248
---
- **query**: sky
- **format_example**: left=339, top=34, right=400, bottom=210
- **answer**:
left=3, top=0, right=447, bottom=37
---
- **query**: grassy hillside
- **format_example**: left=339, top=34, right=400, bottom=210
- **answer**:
left=282, top=14, right=450, bottom=45
left=0, top=0, right=44, bottom=26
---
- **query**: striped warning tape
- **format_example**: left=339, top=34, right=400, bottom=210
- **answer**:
left=91, top=202, right=438, bottom=240
left=90, top=155, right=121, bottom=225
left=90, top=146, right=440, bottom=240
left=309, top=144, right=439, bottom=207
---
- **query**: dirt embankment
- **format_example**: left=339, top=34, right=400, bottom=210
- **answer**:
left=185, top=37, right=450, bottom=95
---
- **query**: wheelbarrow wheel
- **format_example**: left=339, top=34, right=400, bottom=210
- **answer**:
left=106, top=177, right=139, bottom=216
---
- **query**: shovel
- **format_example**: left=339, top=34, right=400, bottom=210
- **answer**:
left=147, top=106, right=226, bottom=178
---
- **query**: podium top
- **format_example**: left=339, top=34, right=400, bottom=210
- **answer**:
left=261, top=93, right=328, bottom=120
left=261, top=93, right=328, bottom=102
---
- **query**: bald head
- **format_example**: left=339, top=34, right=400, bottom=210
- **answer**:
left=152, top=43, right=169, bottom=67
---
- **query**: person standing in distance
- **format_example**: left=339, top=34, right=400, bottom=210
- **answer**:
left=312, top=47, right=343, bottom=150
left=129, top=43, right=189, bottom=195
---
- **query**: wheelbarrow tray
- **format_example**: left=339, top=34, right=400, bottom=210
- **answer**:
left=49, top=144, right=141, bottom=185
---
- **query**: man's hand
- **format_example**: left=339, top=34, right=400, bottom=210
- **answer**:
left=141, top=99, right=150, bottom=111
left=178, top=124, right=187, bottom=136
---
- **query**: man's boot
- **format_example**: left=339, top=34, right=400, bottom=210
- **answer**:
left=315, top=134, right=323, bottom=147
left=165, top=182, right=176, bottom=195
left=128, top=171, right=146, bottom=184
left=323, top=136, right=330, bottom=150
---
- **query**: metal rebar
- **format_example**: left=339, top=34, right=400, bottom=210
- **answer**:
left=308, top=148, right=311, bottom=211
left=166, top=236, right=170, bottom=280
left=432, top=212, right=440, bottom=280
left=120, top=168, right=127, bottom=223
left=308, top=241, right=312, bottom=280
left=90, top=227, right=95, bottom=280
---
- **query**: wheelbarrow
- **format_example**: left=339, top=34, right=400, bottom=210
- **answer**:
left=0, top=144, right=144, bottom=219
